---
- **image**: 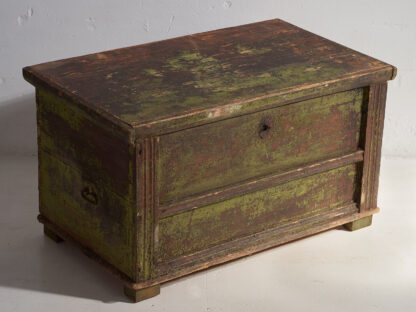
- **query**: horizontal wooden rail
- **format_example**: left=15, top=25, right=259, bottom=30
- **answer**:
left=159, top=149, right=364, bottom=218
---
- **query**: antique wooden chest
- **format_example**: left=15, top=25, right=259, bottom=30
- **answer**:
left=23, top=19, right=396, bottom=302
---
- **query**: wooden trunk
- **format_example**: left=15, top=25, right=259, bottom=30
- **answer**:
left=22, top=19, right=396, bottom=302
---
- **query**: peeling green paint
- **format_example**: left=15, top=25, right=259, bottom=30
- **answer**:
left=37, top=88, right=135, bottom=200
left=143, top=68, right=164, bottom=77
left=24, top=18, right=394, bottom=131
left=118, top=51, right=352, bottom=124
left=237, top=45, right=272, bottom=55
left=37, top=88, right=138, bottom=280
left=158, top=164, right=358, bottom=261
left=158, top=88, right=364, bottom=204
left=23, top=19, right=393, bottom=290
left=344, top=216, right=372, bottom=231
left=165, top=51, right=222, bottom=73
left=39, top=150, right=136, bottom=278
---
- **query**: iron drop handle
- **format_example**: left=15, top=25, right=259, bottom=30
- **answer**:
left=81, top=185, right=98, bottom=205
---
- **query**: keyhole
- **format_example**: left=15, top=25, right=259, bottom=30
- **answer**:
left=261, top=123, right=270, bottom=132
left=259, top=122, right=271, bottom=139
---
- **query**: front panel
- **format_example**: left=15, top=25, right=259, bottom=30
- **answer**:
left=157, top=164, right=360, bottom=263
left=157, top=88, right=365, bottom=204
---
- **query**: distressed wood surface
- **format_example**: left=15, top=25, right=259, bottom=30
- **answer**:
left=38, top=150, right=137, bottom=278
left=37, top=207, right=379, bottom=291
left=158, top=88, right=364, bottom=204
left=124, top=284, right=160, bottom=303
left=136, top=138, right=158, bottom=281
left=156, top=204, right=359, bottom=277
left=158, top=164, right=360, bottom=262
left=343, top=215, right=373, bottom=231
left=23, top=18, right=396, bottom=302
left=37, top=88, right=138, bottom=280
left=360, top=83, right=387, bottom=211
left=159, top=150, right=364, bottom=218
left=37, top=88, right=135, bottom=199
left=23, top=19, right=395, bottom=135
left=154, top=207, right=379, bottom=283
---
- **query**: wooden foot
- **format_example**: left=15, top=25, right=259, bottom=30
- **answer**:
left=123, top=284, right=160, bottom=302
left=343, top=216, right=373, bottom=231
left=44, top=225, right=64, bottom=243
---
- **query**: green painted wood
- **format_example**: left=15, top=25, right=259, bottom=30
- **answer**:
left=37, top=88, right=135, bottom=199
left=123, top=285, right=161, bottom=302
left=344, top=215, right=373, bottom=231
left=23, top=19, right=395, bottom=131
left=157, top=164, right=360, bottom=262
left=36, top=88, right=138, bottom=280
left=38, top=150, right=137, bottom=279
left=158, top=88, right=364, bottom=204
left=21, top=19, right=396, bottom=299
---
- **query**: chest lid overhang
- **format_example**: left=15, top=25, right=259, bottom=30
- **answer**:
left=23, top=18, right=396, bottom=136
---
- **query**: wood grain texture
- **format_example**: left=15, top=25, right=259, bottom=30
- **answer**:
left=159, top=150, right=364, bottom=218
left=343, top=215, right=373, bottom=231
left=157, top=164, right=360, bottom=262
left=123, top=284, right=160, bottom=302
left=155, top=204, right=370, bottom=280
left=37, top=88, right=138, bottom=280
left=23, top=19, right=395, bottom=136
left=37, top=88, right=135, bottom=199
left=37, top=208, right=380, bottom=291
left=136, top=138, right=157, bottom=281
left=38, top=150, right=137, bottom=279
left=157, top=88, right=364, bottom=204
left=360, top=83, right=387, bottom=211
left=23, top=18, right=396, bottom=302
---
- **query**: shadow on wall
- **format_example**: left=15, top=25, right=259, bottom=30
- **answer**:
left=0, top=94, right=37, bottom=156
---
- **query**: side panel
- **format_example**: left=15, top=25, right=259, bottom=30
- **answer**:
left=37, top=89, right=135, bottom=199
left=37, top=88, right=138, bottom=280
left=38, top=151, right=137, bottom=278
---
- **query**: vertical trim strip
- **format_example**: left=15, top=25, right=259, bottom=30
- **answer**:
left=360, top=83, right=387, bottom=211
left=144, top=138, right=153, bottom=280
left=153, top=137, right=160, bottom=263
left=135, top=142, right=143, bottom=282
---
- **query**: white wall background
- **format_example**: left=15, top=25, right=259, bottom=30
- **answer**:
left=0, top=0, right=414, bottom=157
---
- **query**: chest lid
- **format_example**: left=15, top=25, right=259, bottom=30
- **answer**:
left=23, top=18, right=396, bottom=135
